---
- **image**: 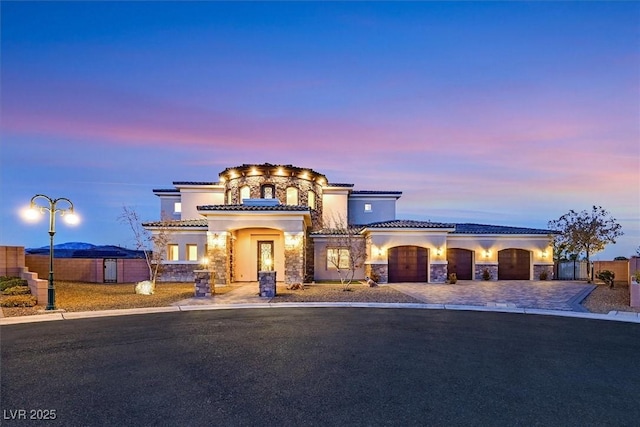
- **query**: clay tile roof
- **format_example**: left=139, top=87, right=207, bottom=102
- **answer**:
left=364, top=220, right=456, bottom=229
left=142, top=219, right=208, bottom=227
left=173, top=181, right=218, bottom=186
left=197, top=204, right=311, bottom=212
left=453, top=223, right=553, bottom=235
left=326, top=183, right=354, bottom=187
left=350, top=190, right=403, bottom=195
left=310, top=226, right=366, bottom=235
left=152, top=188, right=180, bottom=193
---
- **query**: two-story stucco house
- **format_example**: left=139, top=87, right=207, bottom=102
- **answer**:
left=144, top=163, right=554, bottom=284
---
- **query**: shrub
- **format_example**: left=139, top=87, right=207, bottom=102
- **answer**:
left=448, top=273, right=457, bottom=284
left=0, top=278, right=27, bottom=291
left=596, top=270, right=615, bottom=289
left=539, top=270, right=549, bottom=281
left=1, top=295, right=37, bottom=307
left=633, top=271, right=640, bottom=283
left=482, top=269, right=491, bottom=281
left=2, top=285, right=31, bottom=295
left=369, top=271, right=380, bottom=283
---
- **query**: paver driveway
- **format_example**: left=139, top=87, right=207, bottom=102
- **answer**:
left=391, top=280, right=595, bottom=311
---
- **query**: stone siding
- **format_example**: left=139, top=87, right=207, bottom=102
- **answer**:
left=284, top=243, right=305, bottom=285
left=430, top=264, right=447, bottom=283
left=259, top=271, right=277, bottom=297
left=534, top=264, right=554, bottom=280
left=158, top=263, right=196, bottom=282
left=194, top=270, right=211, bottom=297
left=475, top=264, right=498, bottom=281
left=369, top=263, right=388, bottom=284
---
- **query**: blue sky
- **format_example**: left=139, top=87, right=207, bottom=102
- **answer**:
left=1, top=1, right=638, bottom=259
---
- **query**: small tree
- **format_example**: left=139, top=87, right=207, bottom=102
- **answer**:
left=548, top=206, right=623, bottom=283
left=118, top=206, right=172, bottom=285
left=326, top=215, right=366, bottom=291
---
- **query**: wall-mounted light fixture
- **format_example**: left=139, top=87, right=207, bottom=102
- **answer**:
left=541, top=250, right=548, bottom=258
left=377, top=246, right=385, bottom=257
left=285, top=233, right=303, bottom=248
left=483, top=249, right=491, bottom=258
left=435, top=248, right=443, bottom=257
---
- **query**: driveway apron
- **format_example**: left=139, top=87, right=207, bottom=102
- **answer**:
left=390, top=280, right=595, bottom=311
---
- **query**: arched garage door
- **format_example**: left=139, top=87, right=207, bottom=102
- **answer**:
left=388, top=246, right=428, bottom=283
left=498, top=249, right=530, bottom=280
left=446, top=248, right=473, bottom=280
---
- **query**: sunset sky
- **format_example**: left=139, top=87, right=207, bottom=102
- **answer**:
left=1, top=1, right=638, bottom=259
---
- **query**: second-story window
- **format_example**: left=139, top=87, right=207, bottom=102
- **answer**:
left=364, top=203, right=372, bottom=212
left=261, top=184, right=275, bottom=199
left=174, top=202, right=182, bottom=214
left=308, top=190, right=316, bottom=209
left=240, top=185, right=250, bottom=202
left=286, top=187, right=299, bottom=205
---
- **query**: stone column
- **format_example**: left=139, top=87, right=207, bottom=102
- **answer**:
left=207, top=232, right=230, bottom=286
left=259, top=271, right=277, bottom=297
left=194, top=270, right=211, bottom=297
left=284, top=232, right=304, bottom=285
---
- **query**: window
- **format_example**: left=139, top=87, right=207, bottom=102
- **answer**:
left=327, top=248, right=350, bottom=269
left=240, top=185, right=250, bottom=202
left=167, top=244, right=179, bottom=261
left=174, top=202, right=182, bottom=213
left=364, top=203, right=372, bottom=212
left=226, top=190, right=232, bottom=204
left=308, top=190, right=316, bottom=209
left=286, top=187, right=299, bottom=205
left=186, top=244, right=198, bottom=261
left=261, top=184, right=275, bottom=199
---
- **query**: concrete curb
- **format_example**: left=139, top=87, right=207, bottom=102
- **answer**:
left=2, top=303, right=639, bottom=325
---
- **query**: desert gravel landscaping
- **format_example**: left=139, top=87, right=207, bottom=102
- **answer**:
left=1, top=280, right=638, bottom=317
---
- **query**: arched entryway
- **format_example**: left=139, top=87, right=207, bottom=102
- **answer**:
left=446, top=248, right=473, bottom=280
left=388, top=246, right=428, bottom=282
left=498, top=249, right=531, bottom=280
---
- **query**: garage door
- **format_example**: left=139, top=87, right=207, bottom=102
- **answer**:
left=498, top=249, right=530, bottom=280
left=388, top=246, right=428, bottom=283
left=446, top=248, right=473, bottom=280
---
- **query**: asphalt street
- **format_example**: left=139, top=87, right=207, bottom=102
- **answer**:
left=1, top=308, right=639, bottom=426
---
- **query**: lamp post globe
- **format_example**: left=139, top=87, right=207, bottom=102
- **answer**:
left=27, top=194, right=77, bottom=311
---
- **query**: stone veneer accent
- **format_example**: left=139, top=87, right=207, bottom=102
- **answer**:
left=367, top=263, right=388, bottom=284
left=259, top=271, right=277, bottom=297
left=194, top=270, right=211, bottom=297
left=475, top=264, right=498, bottom=281
left=208, top=237, right=231, bottom=286
left=284, top=242, right=305, bottom=285
left=158, top=263, right=196, bottom=282
left=430, top=263, right=448, bottom=283
left=224, top=174, right=323, bottom=227
left=534, top=264, right=554, bottom=280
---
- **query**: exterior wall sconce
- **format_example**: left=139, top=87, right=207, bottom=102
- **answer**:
left=483, top=250, right=491, bottom=258
left=435, top=248, right=443, bottom=257
left=376, top=246, right=385, bottom=257
left=541, top=250, right=548, bottom=258
left=285, top=233, right=303, bottom=248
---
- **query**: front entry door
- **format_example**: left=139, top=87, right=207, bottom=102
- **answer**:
left=257, top=241, right=274, bottom=275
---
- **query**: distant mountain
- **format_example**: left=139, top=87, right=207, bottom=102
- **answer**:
left=32, top=242, right=96, bottom=250
left=26, top=242, right=145, bottom=259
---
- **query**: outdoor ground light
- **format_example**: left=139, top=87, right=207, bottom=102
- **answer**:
left=24, top=194, right=78, bottom=310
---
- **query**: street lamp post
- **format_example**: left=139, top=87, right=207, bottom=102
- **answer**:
left=26, top=194, right=78, bottom=310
